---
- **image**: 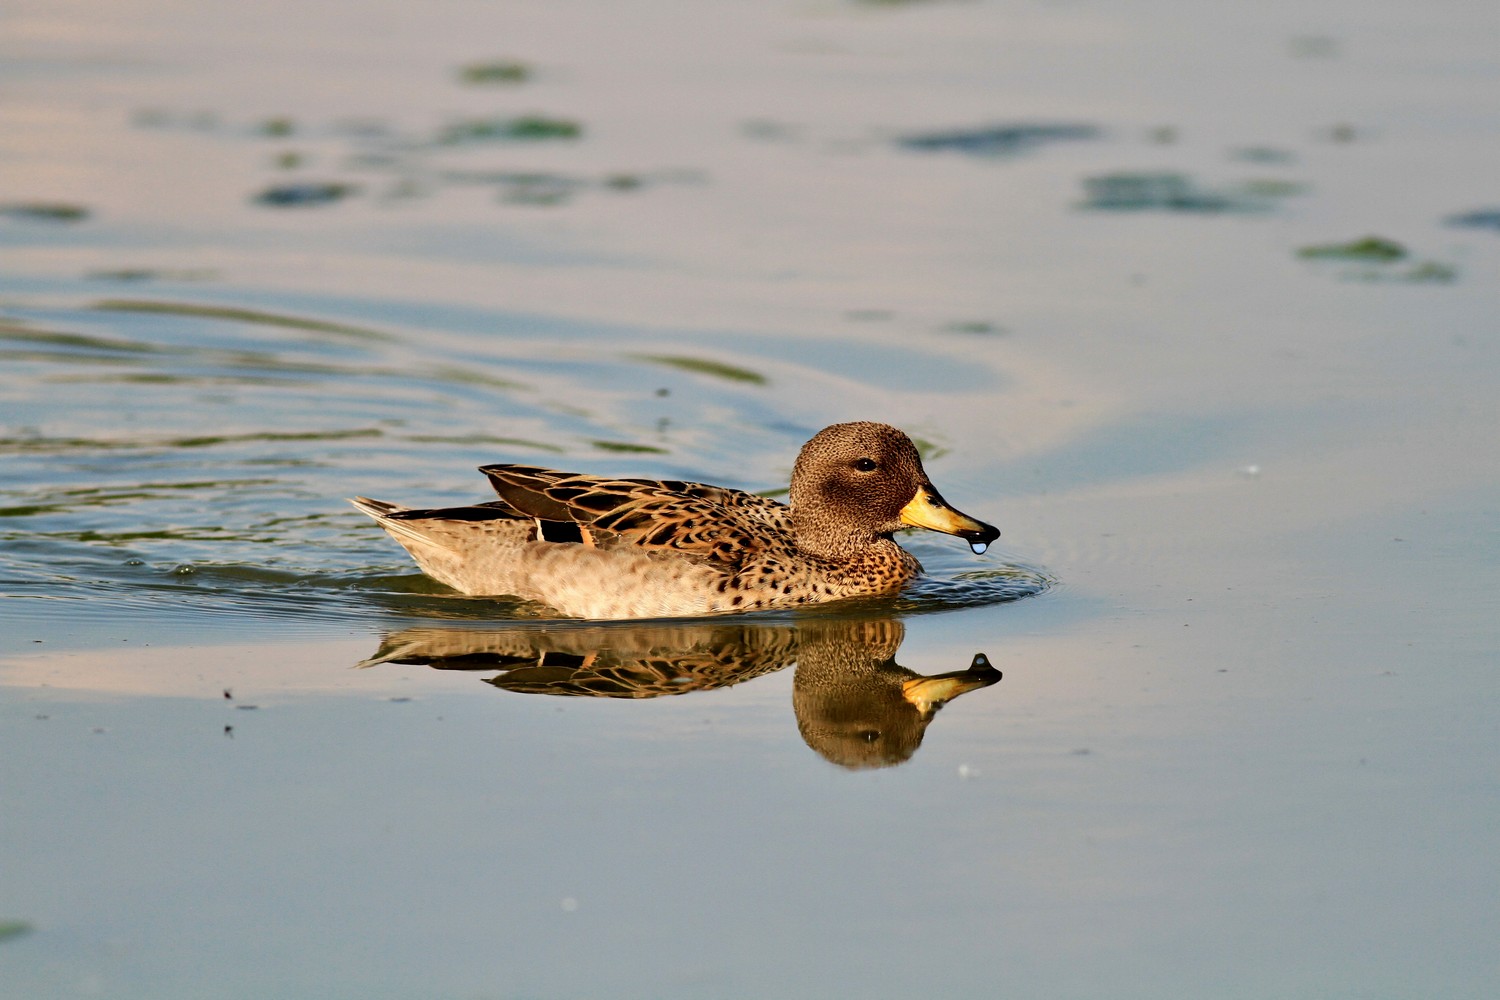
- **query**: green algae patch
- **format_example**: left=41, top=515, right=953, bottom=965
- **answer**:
left=0, top=322, right=167, bottom=356
left=1231, top=146, right=1297, bottom=164
left=0, top=921, right=33, bottom=944
left=603, top=174, right=645, bottom=191
left=631, top=354, right=768, bottom=385
left=494, top=173, right=581, bottom=206
left=435, top=116, right=582, bottom=145
left=909, top=437, right=950, bottom=462
left=900, top=123, right=1099, bottom=157
left=458, top=60, right=531, bottom=84
left=167, top=429, right=383, bottom=449
left=0, top=202, right=90, bottom=222
left=253, top=182, right=357, bottom=207
left=1296, top=237, right=1458, bottom=283
left=1297, top=236, right=1407, bottom=262
left=256, top=117, right=296, bottom=137
left=405, top=434, right=564, bottom=453
left=1402, top=261, right=1459, bottom=283
left=1238, top=178, right=1308, bottom=198
left=90, top=300, right=395, bottom=341
left=87, top=267, right=218, bottom=282
left=439, top=169, right=664, bottom=206
left=1081, top=172, right=1268, bottom=213
left=591, top=440, right=670, bottom=454
left=941, top=320, right=1006, bottom=335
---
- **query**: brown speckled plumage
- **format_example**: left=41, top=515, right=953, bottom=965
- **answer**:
left=349, top=421, right=999, bottom=620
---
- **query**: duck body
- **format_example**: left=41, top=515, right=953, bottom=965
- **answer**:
left=350, top=421, right=999, bottom=620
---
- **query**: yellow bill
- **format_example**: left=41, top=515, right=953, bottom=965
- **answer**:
left=898, top=484, right=1000, bottom=554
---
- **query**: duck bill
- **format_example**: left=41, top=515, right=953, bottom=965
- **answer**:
left=898, top=484, right=1000, bottom=551
left=901, top=664, right=1002, bottom=714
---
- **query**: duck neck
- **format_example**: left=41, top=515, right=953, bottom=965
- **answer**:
left=790, top=507, right=884, bottom=560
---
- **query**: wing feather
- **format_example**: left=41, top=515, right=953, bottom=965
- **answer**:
left=478, top=463, right=792, bottom=565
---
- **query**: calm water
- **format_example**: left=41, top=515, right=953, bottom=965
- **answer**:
left=3, top=1, right=1498, bottom=997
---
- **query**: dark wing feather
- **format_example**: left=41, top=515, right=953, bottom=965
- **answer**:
left=387, top=500, right=523, bottom=522
left=478, top=463, right=792, bottom=564
left=476, top=466, right=579, bottom=522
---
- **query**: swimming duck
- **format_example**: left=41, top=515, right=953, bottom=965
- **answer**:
left=349, top=421, right=999, bottom=620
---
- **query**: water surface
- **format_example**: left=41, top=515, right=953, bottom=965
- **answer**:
left=2, top=0, right=1498, bottom=997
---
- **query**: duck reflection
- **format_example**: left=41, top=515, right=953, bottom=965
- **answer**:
left=358, top=618, right=999, bottom=769
left=791, top=620, right=999, bottom=770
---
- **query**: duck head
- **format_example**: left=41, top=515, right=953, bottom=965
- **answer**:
left=789, top=421, right=1000, bottom=558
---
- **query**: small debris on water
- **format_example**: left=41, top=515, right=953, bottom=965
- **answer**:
left=253, top=182, right=357, bottom=208
left=898, top=122, right=1099, bottom=157
left=1446, top=208, right=1500, bottom=232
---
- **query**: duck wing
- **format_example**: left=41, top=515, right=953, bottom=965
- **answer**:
left=478, top=463, right=791, bottom=565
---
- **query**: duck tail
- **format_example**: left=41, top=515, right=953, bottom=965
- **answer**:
left=347, top=496, right=443, bottom=549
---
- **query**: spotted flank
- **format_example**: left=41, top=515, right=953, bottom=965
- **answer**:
left=349, top=421, right=999, bottom=620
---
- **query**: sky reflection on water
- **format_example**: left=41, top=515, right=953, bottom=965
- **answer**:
left=3, top=0, right=1499, bottom=996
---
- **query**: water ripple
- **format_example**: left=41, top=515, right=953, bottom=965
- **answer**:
left=1, top=287, right=1047, bottom=639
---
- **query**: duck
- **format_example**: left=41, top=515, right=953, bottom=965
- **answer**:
left=349, top=421, right=999, bottom=620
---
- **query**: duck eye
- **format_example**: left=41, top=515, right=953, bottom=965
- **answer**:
left=853, top=457, right=878, bottom=472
